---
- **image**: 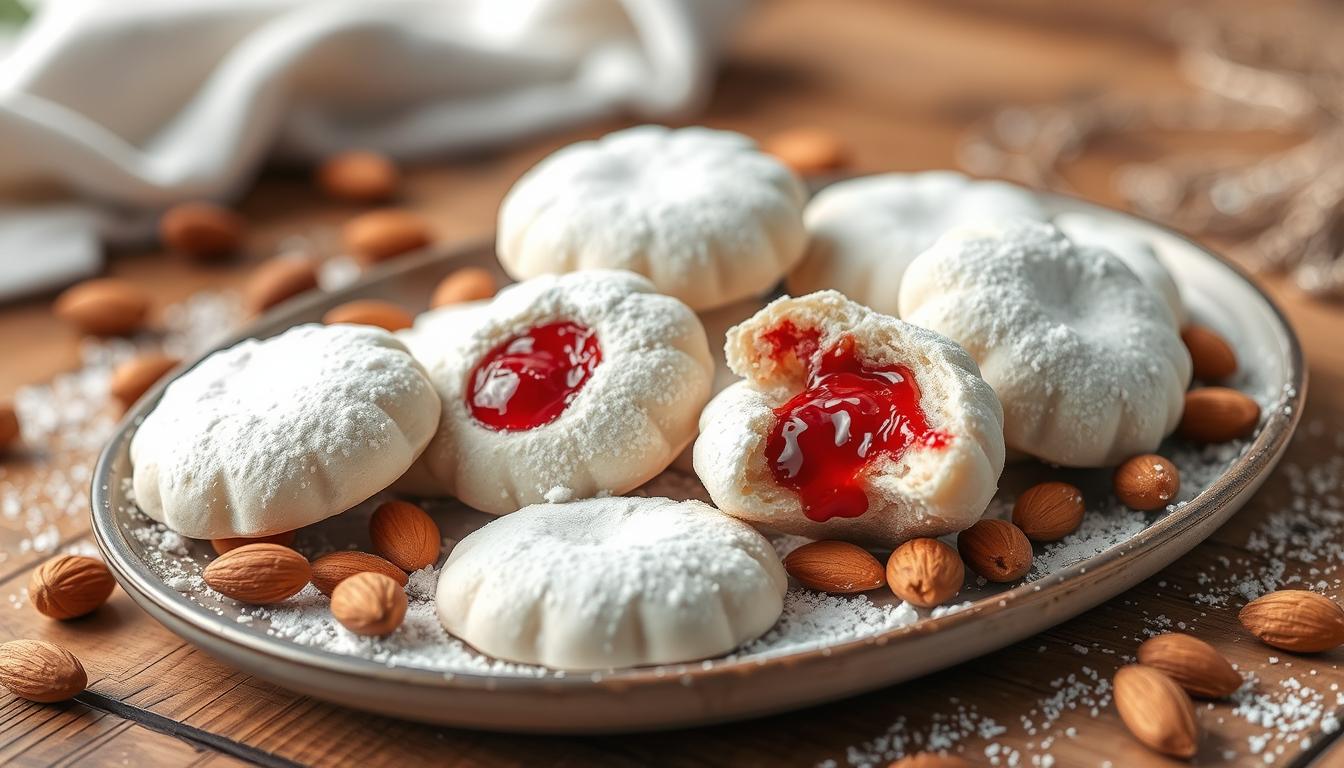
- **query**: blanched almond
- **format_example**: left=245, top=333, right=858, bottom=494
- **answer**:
left=783, top=541, right=885, bottom=593
left=54, top=278, right=150, bottom=336
left=1113, top=454, right=1180, bottom=511
left=109, top=353, right=179, bottom=409
left=322, top=299, right=414, bottom=331
left=431, top=267, right=497, bottom=308
left=1179, top=387, right=1260, bottom=443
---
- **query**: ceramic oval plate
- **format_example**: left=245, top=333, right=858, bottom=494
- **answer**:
left=92, top=194, right=1305, bottom=733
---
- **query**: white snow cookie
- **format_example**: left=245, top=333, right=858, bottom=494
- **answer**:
left=694, top=292, right=1005, bottom=548
left=131, top=324, right=440, bottom=539
left=898, top=220, right=1192, bottom=467
left=786, top=171, right=1045, bottom=316
left=1055, top=211, right=1186, bottom=327
left=399, top=270, right=713, bottom=514
left=497, top=125, right=808, bottom=311
left=436, top=496, right=787, bottom=670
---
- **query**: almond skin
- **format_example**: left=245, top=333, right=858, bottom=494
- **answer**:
left=783, top=541, right=886, bottom=594
left=370, top=501, right=441, bottom=572
left=1239, top=590, right=1344, bottom=653
left=160, top=202, right=244, bottom=260
left=887, top=755, right=972, bottom=768
left=762, top=127, right=847, bottom=175
left=202, top=543, right=310, bottom=604
left=1011, top=481, right=1084, bottom=542
left=311, top=551, right=409, bottom=597
left=331, top=572, right=407, bottom=636
left=343, top=209, right=432, bottom=265
left=957, top=519, right=1032, bottom=582
left=210, top=529, right=297, bottom=556
left=1137, top=633, right=1242, bottom=698
left=318, top=151, right=399, bottom=203
left=28, top=555, right=116, bottom=620
left=0, top=640, right=87, bottom=703
left=0, top=402, right=19, bottom=450
left=109, top=353, right=179, bottom=409
left=886, top=538, right=963, bottom=608
left=1113, top=664, right=1199, bottom=759
left=1113, top=454, right=1180, bottom=512
left=431, top=267, right=498, bottom=308
left=322, top=299, right=414, bottom=332
left=244, top=255, right=320, bottom=314
left=53, top=278, right=151, bottom=336
left=1179, top=387, right=1260, bottom=443
left=1181, top=324, right=1237, bottom=381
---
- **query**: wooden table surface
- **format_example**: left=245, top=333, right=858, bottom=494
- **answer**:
left=3, top=1, right=1343, bottom=765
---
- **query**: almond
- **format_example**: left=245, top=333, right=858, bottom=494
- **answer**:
left=0, top=639, right=87, bottom=703
left=762, top=127, right=848, bottom=175
left=957, top=519, right=1032, bottom=582
left=0, top=402, right=19, bottom=450
left=431, top=267, right=498, bottom=308
left=1137, top=633, right=1242, bottom=698
left=886, top=538, right=963, bottom=608
left=244, top=255, right=320, bottom=314
left=318, top=151, right=400, bottom=203
left=343, top=209, right=432, bottom=265
left=1239, top=590, right=1344, bottom=653
left=53, top=278, right=151, bottom=336
left=210, top=529, right=297, bottom=556
left=1011, top=481, right=1084, bottom=542
left=311, top=551, right=409, bottom=596
left=1113, top=664, right=1199, bottom=759
left=160, top=202, right=244, bottom=260
left=370, top=500, right=441, bottom=572
left=322, top=299, right=414, bottom=332
left=887, top=754, right=972, bottom=767
left=1113, top=454, right=1180, bottom=512
left=202, top=543, right=310, bottom=604
left=1181, top=324, right=1237, bottom=381
left=28, top=555, right=116, bottom=620
left=330, top=572, right=407, bottom=636
left=1178, top=387, right=1260, bottom=443
left=783, top=541, right=885, bottom=594
left=109, top=353, right=179, bottom=409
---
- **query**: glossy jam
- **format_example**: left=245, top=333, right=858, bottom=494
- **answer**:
left=467, top=321, right=602, bottom=431
left=764, top=332, right=949, bottom=522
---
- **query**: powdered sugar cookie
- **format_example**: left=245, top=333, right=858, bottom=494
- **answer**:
left=395, top=299, right=490, bottom=365
left=400, top=270, right=713, bottom=513
left=497, top=125, right=808, bottom=311
left=694, top=292, right=1005, bottom=547
left=1055, top=211, right=1186, bottom=327
left=786, top=172, right=1045, bottom=316
left=899, top=220, right=1192, bottom=467
left=437, top=496, right=786, bottom=670
left=131, top=324, right=439, bottom=539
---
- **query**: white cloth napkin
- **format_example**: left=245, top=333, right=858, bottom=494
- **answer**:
left=0, top=0, right=746, bottom=300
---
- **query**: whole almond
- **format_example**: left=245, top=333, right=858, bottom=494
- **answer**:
left=210, top=529, right=297, bottom=556
left=318, top=151, right=399, bottom=203
left=53, top=278, right=151, bottom=336
left=783, top=541, right=885, bottom=594
left=331, top=572, right=407, bottom=636
left=0, top=640, right=87, bottom=703
left=1179, top=387, right=1260, bottom=443
left=109, top=353, right=179, bottom=409
left=370, top=501, right=441, bottom=572
left=762, top=127, right=848, bottom=175
left=28, top=555, right=116, bottom=620
left=322, top=299, right=414, bottom=332
left=1239, top=590, right=1344, bottom=653
left=160, top=202, right=244, bottom=260
left=431, top=267, right=498, bottom=308
left=1011, top=481, right=1084, bottom=542
left=1114, top=664, right=1199, bottom=759
left=1137, top=633, right=1242, bottom=698
left=1181, top=325, right=1237, bottom=381
left=957, top=519, right=1032, bottom=582
left=202, top=543, right=310, bottom=604
left=1113, top=454, right=1180, bottom=512
left=311, top=551, right=409, bottom=596
left=0, top=402, right=19, bottom=450
left=886, top=538, right=963, bottom=608
left=888, top=755, right=972, bottom=768
left=343, top=209, right=432, bottom=265
left=244, top=255, right=320, bottom=314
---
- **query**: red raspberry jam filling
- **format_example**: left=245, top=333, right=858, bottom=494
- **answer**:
left=467, top=321, right=601, bottom=431
left=764, top=329, right=949, bottom=522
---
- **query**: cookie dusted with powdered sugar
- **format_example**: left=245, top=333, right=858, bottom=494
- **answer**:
left=694, top=291, right=1005, bottom=548
left=1055, top=211, right=1186, bottom=327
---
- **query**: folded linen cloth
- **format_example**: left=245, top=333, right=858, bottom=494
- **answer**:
left=0, top=0, right=746, bottom=300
